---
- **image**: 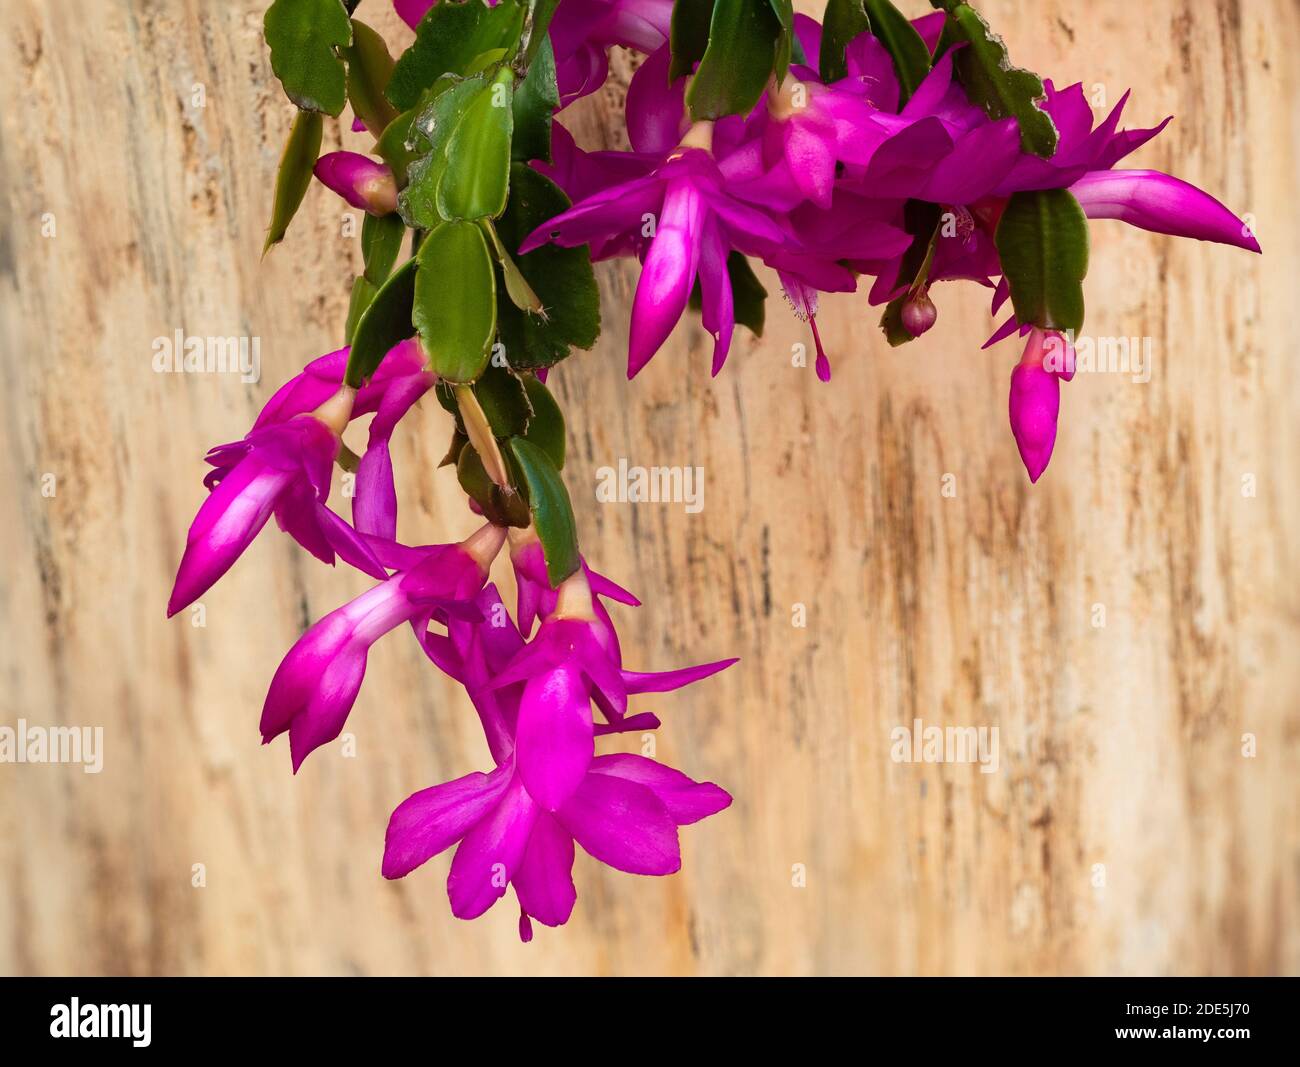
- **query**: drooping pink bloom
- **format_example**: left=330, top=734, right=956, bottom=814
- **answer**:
left=384, top=750, right=730, bottom=930
left=167, top=388, right=385, bottom=617
left=384, top=574, right=733, bottom=934
left=248, top=339, right=436, bottom=541
left=523, top=132, right=787, bottom=376
left=259, top=524, right=505, bottom=771
left=484, top=564, right=734, bottom=812
left=313, top=152, right=398, bottom=216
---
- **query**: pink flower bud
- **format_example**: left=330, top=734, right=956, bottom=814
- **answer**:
left=901, top=290, right=937, bottom=337
left=313, top=152, right=398, bottom=215
left=1008, top=330, right=1062, bottom=483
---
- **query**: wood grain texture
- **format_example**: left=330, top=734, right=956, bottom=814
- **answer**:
left=0, top=0, right=1296, bottom=976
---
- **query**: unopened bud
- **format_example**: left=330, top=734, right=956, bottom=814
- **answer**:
left=313, top=152, right=398, bottom=215
left=1008, top=329, right=1061, bottom=483
left=901, top=291, right=937, bottom=337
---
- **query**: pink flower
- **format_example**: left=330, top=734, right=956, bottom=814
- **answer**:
left=384, top=560, right=735, bottom=935
left=488, top=563, right=733, bottom=811
left=167, top=388, right=384, bottom=617
left=384, top=750, right=731, bottom=929
left=524, top=135, right=786, bottom=376
left=259, top=525, right=505, bottom=770
left=249, top=340, right=436, bottom=541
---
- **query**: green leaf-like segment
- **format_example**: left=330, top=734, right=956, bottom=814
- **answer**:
left=437, top=69, right=514, bottom=221
left=345, top=276, right=378, bottom=343
left=493, top=165, right=599, bottom=369
left=512, top=35, right=560, bottom=164
left=345, top=257, right=418, bottom=387
left=386, top=0, right=525, bottom=111
left=457, top=444, right=531, bottom=526
left=343, top=19, right=399, bottom=134
left=728, top=253, right=767, bottom=338
left=994, top=189, right=1089, bottom=334
left=263, top=109, right=323, bottom=255
left=263, top=0, right=351, bottom=115
left=932, top=1, right=1058, bottom=158
left=362, top=211, right=405, bottom=286
left=473, top=364, right=531, bottom=438
left=414, top=221, right=498, bottom=383
left=769, top=0, right=795, bottom=85
left=520, top=0, right=563, bottom=66
left=521, top=374, right=565, bottom=469
left=508, top=436, right=580, bottom=586
left=820, top=0, right=869, bottom=82
left=399, top=77, right=485, bottom=228
left=686, top=0, right=783, bottom=121
left=669, top=0, right=713, bottom=81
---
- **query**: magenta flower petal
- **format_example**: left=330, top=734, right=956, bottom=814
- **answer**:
left=911, top=10, right=947, bottom=53
left=620, top=656, right=738, bottom=694
left=167, top=451, right=292, bottom=616
left=778, top=113, right=839, bottom=209
left=589, top=753, right=732, bottom=825
left=382, top=763, right=514, bottom=879
left=272, top=480, right=335, bottom=563
left=628, top=175, right=703, bottom=377
left=447, top=774, right=539, bottom=920
left=252, top=348, right=347, bottom=430
left=922, top=117, right=1022, bottom=204
left=902, top=50, right=955, bottom=121
left=586, top=566, right=641, bottom=607
left=1041, top=81, right=1096, bottom=149
left=309, top=502, right=392, bottom=582
left=982, top=314, right=1024, bottom=349
left=1070, top=169, right=1261, bottom=253
left=1095, top=117, right=1173, bottom=170
left=519, top=173, right=663, bottom=254
left=697, top=220, right=736, bottom=375
left=262, top=575, right=412, bottom=759
left=516, top=664, right=594, bottom=811
left=284, top=654, right=368, bottom=772
left=577, top=641, right=628, bottom=719
left=592, top=711, right=661, bottom=736
left=557, top=772, right=680, bottom=876
left=625, top=44, right=686, bottom=156
left=393, top=0, right=435, bottom=31
left=263, top=540, right=493, bottom=771
left=702, top=192, right=788, bottom=251
left=354, top=371, right=434, bottom=539
left=512, top=813, right=577, bottom=928
left=793, top=13, right=822, bottom=69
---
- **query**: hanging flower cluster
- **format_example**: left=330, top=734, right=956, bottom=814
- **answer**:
left=170, top=0, right=1257, bottom=939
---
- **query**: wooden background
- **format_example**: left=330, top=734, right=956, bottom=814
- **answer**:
left=1, top=0, right=1296, bottom=976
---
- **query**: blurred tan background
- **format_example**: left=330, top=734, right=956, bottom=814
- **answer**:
left=1, top=0, right=1297, bottom=976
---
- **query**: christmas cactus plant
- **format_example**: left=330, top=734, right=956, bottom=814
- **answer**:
left=168, top=0, right=1258, bottom=940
